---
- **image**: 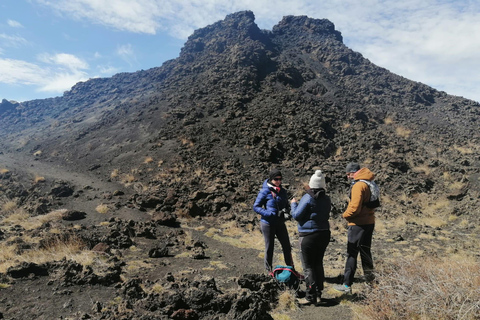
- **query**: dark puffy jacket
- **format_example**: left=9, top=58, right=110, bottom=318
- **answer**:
left=253, top=179, right=288, bottom=225
left=291, top=191, right=331, bottom=233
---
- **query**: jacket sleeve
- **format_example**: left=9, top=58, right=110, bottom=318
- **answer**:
left=342, top=183, right=365, bottom=220
left=291, top=195, right=310, bottom=221
left=253, top=190, right=274, bottom=217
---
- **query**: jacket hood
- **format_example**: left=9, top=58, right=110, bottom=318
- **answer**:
left=262, top=179, right=277, bottom=190
left=353, top=168, right=375, bottom=181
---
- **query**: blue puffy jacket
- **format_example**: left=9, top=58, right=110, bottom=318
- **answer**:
left=291, top=190, right=331, bottom=233
left=253, top=179, right=288, bottom=225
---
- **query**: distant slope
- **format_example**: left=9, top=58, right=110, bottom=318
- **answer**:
left=0, top=10, right=478, bottom=220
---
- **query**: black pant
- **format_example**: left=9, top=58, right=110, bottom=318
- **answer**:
left=261, top=221, right=294, bottom=272
left=343, top=224, right=374, bottom=286
left=299, top=230, right=331, bottom=301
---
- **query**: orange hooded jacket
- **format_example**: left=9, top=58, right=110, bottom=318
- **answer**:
left=342, top=168, right=376, bottom=226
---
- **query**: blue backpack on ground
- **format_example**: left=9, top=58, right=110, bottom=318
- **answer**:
left=273, top=265, right=300, bottom=290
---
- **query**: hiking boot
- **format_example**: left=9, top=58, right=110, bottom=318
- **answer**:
left=333, top=284, right=352, bottom=294
left=297, top=298, right=317, bottom=306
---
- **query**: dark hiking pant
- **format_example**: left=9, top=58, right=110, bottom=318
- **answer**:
left=261, top=221, right=294, bottom=272
left=299, top=230, right=331, bottom=301
left=343, top=224, right=375, bottom=286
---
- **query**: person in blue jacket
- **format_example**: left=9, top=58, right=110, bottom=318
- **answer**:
left=290, top=170, right=331, bottom=305
left=253, top=168, right=294, bottom=275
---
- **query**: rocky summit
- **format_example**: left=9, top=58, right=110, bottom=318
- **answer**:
left=0, top=11, right=479, bottom=320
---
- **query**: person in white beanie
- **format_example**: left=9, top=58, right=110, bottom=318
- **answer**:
left=290, top=170, right=331, bottom=306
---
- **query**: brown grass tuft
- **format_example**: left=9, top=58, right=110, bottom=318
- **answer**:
left=395, top=126, right=411, bottom=138
left=144, top=156, right=154, bottom=164
left=96, top=204, right=110, bottom=214
left=1, top=200, right=17, bottom=213
left=110, top=169, right=119, bottom=179
left=34, top=175, right=45, bottom=184
left=0, top=234, right=102, bottom=273
left=275, top=289, right=299, bottom=312
left=354, top=256, right=480, bottom=320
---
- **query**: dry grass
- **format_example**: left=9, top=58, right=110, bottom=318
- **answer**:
left=0, top=168, right=9, bottom=174
left=148, top=283, right=164, bottom=294
left=34, top=175, right=45, bottom=184
left=208, top=261, right=228, bottom=269
left=395, top=126, right=411, bottom=138
left=121, top=173, right=136, bottom=184
left=412, top=165, right=433, bottom=175
left=274, top=289, right=299, bottom=312
left=180, top=137, right=194, bottom=148
left=0, top=233, right=102, bottom=273
left=1, top=200, right=17, bottom=213
left=96, top=204, right=110, bottom=214
left=453, top=145, right=474, bottom=155
left=144, top=156, right=154, bottom=164
left=110, top=169, right=119, bottom=179
left=335, top=146, right=343, bottom=157
left=384, top=117, right=394, bottom=125
left=353, top=256, right=480, bottom=320
left=4, top=209, right=64, bottom=230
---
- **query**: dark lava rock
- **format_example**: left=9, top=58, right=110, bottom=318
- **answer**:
left=7, top=262, right=49, bottom=278
left=61, top=210, right=87, bottom=221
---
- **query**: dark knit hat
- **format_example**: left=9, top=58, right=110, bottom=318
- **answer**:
left=345, top=162, right=360, bottom=173
left=269, top=168, right=282, bottom=181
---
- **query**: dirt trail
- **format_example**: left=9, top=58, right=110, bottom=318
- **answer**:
left=0, top=151, right=120, bottom=192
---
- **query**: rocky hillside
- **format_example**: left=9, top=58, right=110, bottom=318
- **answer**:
left=0, top=10, right=479, bottom=319
left=1, top=11, right=478, bottom=220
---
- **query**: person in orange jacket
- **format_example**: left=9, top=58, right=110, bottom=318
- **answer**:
left=334, top=162, right=377, bottom=293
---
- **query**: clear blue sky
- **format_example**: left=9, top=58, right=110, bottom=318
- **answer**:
left=1, top=0, right=479, bottom=103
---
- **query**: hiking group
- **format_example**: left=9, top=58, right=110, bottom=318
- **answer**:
left=253, top=162, right=379, bottom=306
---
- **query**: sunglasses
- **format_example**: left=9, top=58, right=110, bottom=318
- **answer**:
left=273, top=177, right=282, bottom=181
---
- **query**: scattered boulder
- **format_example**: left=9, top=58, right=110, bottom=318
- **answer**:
left=7, top=262, right=49, bottom=278
left=50, top=183, right=74, bottom=197
left=61, top=210, right=87, bottom=221
left=148, top=246, right=169, bottom=258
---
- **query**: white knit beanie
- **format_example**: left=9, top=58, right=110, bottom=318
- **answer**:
left=309, top=170, right=326, bottom=189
